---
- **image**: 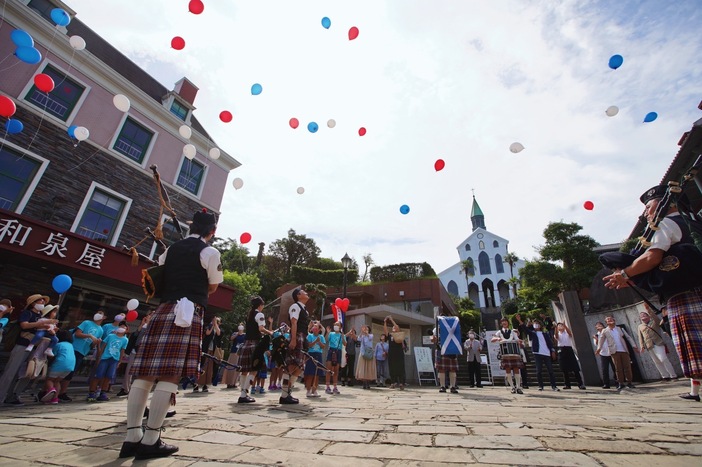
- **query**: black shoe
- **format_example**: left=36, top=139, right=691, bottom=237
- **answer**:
left=476, top=385, right=483, bottom=388
left=616, top=385, right=624, bottom=391
left=202, top=385, right=208, bottom=393
left=578, top=385, right=586, bottom=390
left=627, top=383, right=635, bottom=389
left=341, top=381, right=346, bottom=386
left=602, top=385, right=611, bottom=389
left=450, top=387, right=458, bottom=394
left=134, top=438, right=179, bottom=460
left=679, top=393, right=701, bottom=402
left=469, top=385, right=475, bottom=388
left=511, top=387, right=517, bottom=394
left=143, top=408, right=176, bottom=418
left=522, top=385, right=529, bottom=389
left=279, top=395, right=299, bottom=404
left=116, top=389, right=129, bottom=397
left=4, top=397, right=23, bottom=406
left=516, top=388, right=523, bottom=394
left=563, top=386, right=572, bottom=390
left=58, top=393, right=72, bottom=402
left=238, top=396, right=256, bottom=403
left=552, top=387, right=560, bottom=392
left=439, top=387, right=447, bottom=393
left=118, top=441, right=140, bottom=458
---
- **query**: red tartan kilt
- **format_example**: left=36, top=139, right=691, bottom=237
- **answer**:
left=131, top=301, right=203, bottom=380
left=668, top=288, right=702, bottom=378
left=500, top=355, right=524, bottom=371
left=435, top=351, right=459, bottom=373
left=284, top=333, right=306, bottom=369
left=238, top=340, right=259, bottom=373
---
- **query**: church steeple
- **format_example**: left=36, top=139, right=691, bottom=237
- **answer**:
left=470, top=194, right=486, bottom=231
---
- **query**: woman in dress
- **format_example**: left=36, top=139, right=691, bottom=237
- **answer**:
left=384, top=316, right=406, bottom=389
left=355, top=325, right=377, bottom=389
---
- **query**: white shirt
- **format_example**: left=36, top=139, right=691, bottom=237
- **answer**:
left=557, top=331, right=573, bottom=347
left=648, top=215, right=683, bottom=252
left=254, top=311, right=265, bottom=327
left=596, top=330, right=611, bottom=357
left=159, top=234, right=224, bottom=284
left=535, top=332, right=550, bottom=357
left=288, top=302, right=302, bottom=321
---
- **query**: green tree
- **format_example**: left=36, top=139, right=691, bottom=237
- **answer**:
left=503, top=252, right=520, bottom=296
left=362, top=253, right=374, bottom=282
left=212, top=237, right=251, bottom=273
left=451, top=294, right=480, bottom=333
left=268, top=229, right=321, bottom=279
left=220, top=270, right=262, bottom=336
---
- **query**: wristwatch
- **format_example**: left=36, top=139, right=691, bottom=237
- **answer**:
left=620, top=269, right=629, bottom=280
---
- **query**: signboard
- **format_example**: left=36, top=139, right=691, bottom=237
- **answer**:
left=485, top=329, right=506, bottom=378
left=414, top=346, right=434, bottom=373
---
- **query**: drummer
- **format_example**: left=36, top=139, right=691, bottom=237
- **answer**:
left=491, top=318, right=525, bottom=394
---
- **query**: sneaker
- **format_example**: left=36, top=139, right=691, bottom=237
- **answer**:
left=49, top=397, right=59, bottom=405
left=679, top=393, right=701, bottom=402
left=616, top=385, right=624, bottom=391
left=552, top=387, right=560, bottom=392
left=134, top=438, right=179, bottom=460
left=306, top=391, right=313, bottom=398
left=86, top=392, right=97, bottom=402
left=4, top=397, right=23, bottom=406
left=450, top=387, right=458, bottom=394
left=279, top=395, right=299, bottom=404
left=58, top=393, right=72, bottom=402
left=258, top=386, right=265, bottom=394
left=192, top=385, right=200, bottom=393
left=250, top=387, right=257, bottom=395
left=578, top=385, right=586, bottom=390
left=538, top=387, right=544, bottom=391
left=310, top=392, right=321, bottom=398
left=627, top=383, right=636, bottom=389
left=563, top=386, right=572, bottom=390
left=602, top=385, right=611, bottom=389
left=97, top=393, right=110, bottom=402
left=325, top=387, right=333, bottom=394
left=41, top=389, right=57, bottom=403
left=332, top=387, right=340, bottom=395
left=439, top=387, right=447, bottom=393
left=516, top=388, right=523, bottom=395
left=44, top=348, right=55, bottom=358
left=202, top=385, right=209, bottom=393
left=341, top=381, right=346, bottom=386
left=268, top=385, right=275, bottom=391
left=25, top=344, right=34, bottom=352
left=116, top=389, right=129, bottom=397
left=238, top=396, right=256, bottom=403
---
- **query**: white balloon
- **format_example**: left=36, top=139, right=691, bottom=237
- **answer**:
left=297, top=186, right=305, bottom=195
left=327, top=119, right=336, bottom=128
left=74, top=126, right=90, bottom=141
left=209, top=148, right=221, bottom=160
left=69, top=35, right=86, bottom=51
left=509, top=142, right=525, bottom=153
left=113, top=94, right=130, bottom=113
left=605, top=105, right=619, bottom=117
left=127, top=298, right=139, bottom=311
left=178, top=125, right=192, bottom=139
left=232, top=177, right=244, bottom=190
left=183, top=144, right=196, bottom=160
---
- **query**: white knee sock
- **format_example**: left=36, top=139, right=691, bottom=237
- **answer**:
left=691, top=378, right=701, bottom=396
left=449, top=372, right=457, bottom=388
left=239, top=373, right=250, bottom=398
left=125, top=379, right=153, bottom=443
left=506, top=373, right=514, bottom=388
left=142, top=381, right=177, bottom=445
left=514, top=373, right=522, bottom=388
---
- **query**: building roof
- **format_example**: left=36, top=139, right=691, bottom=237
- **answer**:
left=470, top=195, right=484, bottom=218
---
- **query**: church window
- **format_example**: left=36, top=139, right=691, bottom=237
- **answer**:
left=447, top=280, right=459, bottom=296
left=478, top=251, right=491, bottom=275
left=479, top=240, right=485, bottom=250
left=464, top=244, right=471, bottom=251
left=493, top=240, right=499, bottom=248
left=495, top=254, right=504, bottom=273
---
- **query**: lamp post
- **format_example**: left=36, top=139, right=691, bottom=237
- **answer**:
left=341, top=252, right=352, bottom=331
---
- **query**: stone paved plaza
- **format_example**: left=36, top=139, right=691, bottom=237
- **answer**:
left=0, top=380, right=700, bottom=466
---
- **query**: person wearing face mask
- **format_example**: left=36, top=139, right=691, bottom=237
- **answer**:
left=355, top=325, right=377, bottom=390
left=325, top=321, right=346, bottom=394
left=117, top=313, right=152, bottom=397
left=638, top=303, right=677, bottom=381
left=0, top=293, right=54, bottom=405
left=0, top=299, right=14, bottom=346
left=223, top=322, right=246, bottom=389
left=464, top=330, right=483, bottom=388
left=526, top=319, right=560, bottom=392
left=491, top=318, right=524, bottom=394
left=554, top=322, right=586, bottom=390
left=375, top=334, right=389, bottom=386
left=236, top=297, right=273, bottom=403
left=61, top=311, right=105, bottom=402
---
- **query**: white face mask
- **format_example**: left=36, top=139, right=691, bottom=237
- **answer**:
left=115, top=314, right=126, bottom=322
left=534, top=324, right=541, bottom=330
left=468, top=334, right=475, bottom=339
left=34, top=304, right=45, bottom=312
left=333, top=326, right=340, bottom=332
left=0, top=305, right=6, bottom=312
left=238, top=326, right=244, bottom=331
left=94, top=314, right=104, bottom=321
left=141, top=324, right=148, bottom=329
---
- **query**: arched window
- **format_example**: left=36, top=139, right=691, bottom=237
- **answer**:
left=495, top=254, right=504, bottom=273
left=493, top=240, right=499, bottom=248
left=478, top=251, right=491, bottom=275
left=464, top=244, right=471, bottom=251
left=447, top=280, right=459, bottom=296
left=479, top=240, right=485, bottom=250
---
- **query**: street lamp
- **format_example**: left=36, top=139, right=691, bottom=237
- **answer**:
left=341, top=252, right=352, bottom=300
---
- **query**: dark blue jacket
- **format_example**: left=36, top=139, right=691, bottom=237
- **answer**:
left=527, top=326, right=556, bottom=354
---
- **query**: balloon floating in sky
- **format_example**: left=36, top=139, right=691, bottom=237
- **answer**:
left=127, top=298, right=140, bottom=311
left=643, top=112, right=658, bottom=123
left=15, top=46, right=42, bottom=64
left=358, top=127, right=367, bottom=136
left=74, top=126, right=90, bottom=142
left=251, top=83, right=262, bottom=95
left=0, top=96, right=17, bottom=118
left=179, top=125, right=192, bottom=139
left=67, top=125, right=77, bottom=138
left=189, top=0, right=205, bottom=14
left=50, top=8, right=71, bottom=27
left=34, top=74, right=55, bottom=93
left=289, top=118, right=299, bottom=129
left=327, top=119, right=336, bottom=128
left=69, top=35, right=86, bottom=50
left=348, top=26, right=359, bottom=40
left=297, top=187, right=305, bottom=195
left=308, top=122, right=319, bottom=133
left=113, top=94, right=131, bottom=112
left=209, top=147, right=220, bottom=160
left=5, top=119, right=24, bottom=135
left=183, top=144, right=196, bottom=160
left=10, top=30, right=34, bottom=48
left=171, top=36, right=185, bottom=50
left=240, top=232, right=252, bottom=244
left=321, top=17, right=331, bottom=29
left=583, top=200, right=594, bottom=211
left=399, top=204, right=410, bottom=215
left=232, top=177, right=244, bottom=190
left=608, top=54, right=623, bottom=70
left=605, top=105, right=619, bottom=117
left=52, top=274, right=73, bottom=294
left=219, top=110, right=233, bottom=123
left=434, top=159, right=445, bottom=172
left=126, top=310, right=138, bottom=322
left=509, top=142, right=525, bottom=153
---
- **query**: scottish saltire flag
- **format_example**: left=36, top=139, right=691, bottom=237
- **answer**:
left=438, top=316, right=462, bottom=356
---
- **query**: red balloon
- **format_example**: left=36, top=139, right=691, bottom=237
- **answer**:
left=171, top=36, right=186, bottom=50
left=219, top=110, right=233, bottom=123
left=434, top=159, right=445, bottom=172
left=335, top=298, right=343, bottom=309
left=341, top=298, right=350, bottom=312
left=188, top=0, right=204, bottom=14
left=34, top=73, right=55, bottom=93
left=358, top=127, right=367, bottom=136
left=583, top=201, right=594, bottom=211
left=289, top=117, right=299, bottom=129
left=348, top=26, right=359, bottom=40
left=125, top=310, right=138, bottom=322
left=240, top=232, right=252, bottom=244
left=0, top=95, right=17, bottom=118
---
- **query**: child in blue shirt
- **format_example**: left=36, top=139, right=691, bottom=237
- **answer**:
left=304, top=322, right=326, bottom=397
left=325, top=321, right=345, bottom=394
left=88, top=323, right=128, bottom=402
left=41, top=329, right=76, bottom=404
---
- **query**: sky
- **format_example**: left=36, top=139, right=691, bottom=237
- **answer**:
left=64, top=0, right=702, bottom=274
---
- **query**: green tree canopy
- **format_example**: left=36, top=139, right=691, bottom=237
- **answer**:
left=220, top=270, right=262, bottom=335
left=212, top=237, right=251, bottom=273
left=269, top=229, right=321, bottom=279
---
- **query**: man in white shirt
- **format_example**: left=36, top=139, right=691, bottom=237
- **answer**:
left=596, top=316, right=638, bottom=390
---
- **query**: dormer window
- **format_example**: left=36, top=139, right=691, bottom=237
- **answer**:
left=170, top=100, right=188, bottom=121
left=162, top=92, right=194, bottom=124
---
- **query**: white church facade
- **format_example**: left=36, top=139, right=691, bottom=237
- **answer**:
left=438, top=196, right=525, bottom=317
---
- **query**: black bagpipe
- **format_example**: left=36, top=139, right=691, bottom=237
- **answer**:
left=268, top=322, right=333, bottom=374
left=599, top=155, right=702, bottom=304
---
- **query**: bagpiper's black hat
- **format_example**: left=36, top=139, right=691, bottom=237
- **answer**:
left=191, top=208, right=217, bottom=227
left=639, top=185, right=667, bottom=204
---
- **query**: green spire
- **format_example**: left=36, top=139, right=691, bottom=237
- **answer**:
left=470, top=195, right=484, bottom=218
left=471, top=195, right=486, bottom=231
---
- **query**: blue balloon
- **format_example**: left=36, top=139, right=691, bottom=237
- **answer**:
left=52, top=274, right=72, bottom=294
left=5, top=119, right=23, bottom=135
left=321, top=17, right=331, bottom=29
left=251, top=83, right=262, bottom=95
left=400, top=204, right=410, bottom=215
left=10, top=29, right=34, bottom=48
left=15, top=46, right=42, bottom=64
left=67, top=125, right=77, bottom=138
left=307, top=122, right=319, bottom=133
left=50, top=8, right=71, bottom=27
left=608, top=54, right=623, bottom=70
left=643, top=112, right=658, bottom=123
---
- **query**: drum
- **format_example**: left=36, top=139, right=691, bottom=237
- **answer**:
left=500, top=342, right=520, bottom=356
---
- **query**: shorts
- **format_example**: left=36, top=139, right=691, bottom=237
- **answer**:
left=327, top=348, right=342, bottom=365
left=95, top=358, right=120, bottom=380
left=47, top=370, right=70, bottom=380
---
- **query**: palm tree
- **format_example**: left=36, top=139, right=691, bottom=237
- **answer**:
left=503, top=252, right=520, bottom=297
left=461, top=258, right=475, bottom=295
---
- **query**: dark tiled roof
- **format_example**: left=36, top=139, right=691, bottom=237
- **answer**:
left=66, top=19, right=211, bottom=139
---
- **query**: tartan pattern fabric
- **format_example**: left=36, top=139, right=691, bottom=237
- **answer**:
left=668, top=288, right=702, bottom=378
left=435, top=350, right=459, bottom=372
left=237, top=340, right=258, bottom=372
left=285, top=333, right=306, bottom=369
left=131, top=302, right=203, bottom=380
left=500, top=355, right=525, bottom=371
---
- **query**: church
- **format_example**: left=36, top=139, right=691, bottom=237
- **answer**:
left=438, top=196, right=525, bottom=328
